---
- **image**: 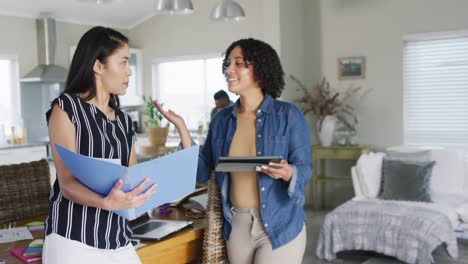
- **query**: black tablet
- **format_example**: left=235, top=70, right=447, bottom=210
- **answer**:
left=215, top=156, right=283, bottom=172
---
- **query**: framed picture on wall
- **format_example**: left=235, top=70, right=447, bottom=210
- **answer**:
left=337, top=56, right=365, bottom=80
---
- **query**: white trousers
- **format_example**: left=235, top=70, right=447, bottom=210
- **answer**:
left=42, top=233, right=141, bottom=264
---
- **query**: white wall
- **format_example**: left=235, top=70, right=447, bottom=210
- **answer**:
left=303, top=0, right=321, bottom=89
left=279, top=0, right=306, bottom=104
left=319, top=0, right=468, bottom=148
left=0, top=15, right=37, bottom=76
left=0, top=14, right=128, bottom=76
left=55, top=22, right=129, bottom=69
left=279, top=0, right=321, bottom=145
left=0, top=14, right=129, bottom=142
left=128, top=0, right=281, bottom=98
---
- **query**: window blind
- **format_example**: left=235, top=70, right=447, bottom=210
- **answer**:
left=403, top=34, right=468, bottom=158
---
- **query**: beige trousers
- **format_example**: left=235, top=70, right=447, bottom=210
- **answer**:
left=226, top=208, right=306, bottom=264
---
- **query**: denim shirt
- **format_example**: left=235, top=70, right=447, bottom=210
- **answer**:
left=196, top=94, right=312, bottom=249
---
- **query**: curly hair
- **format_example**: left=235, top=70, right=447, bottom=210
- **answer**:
left=223, top=38, right=285, bottom=98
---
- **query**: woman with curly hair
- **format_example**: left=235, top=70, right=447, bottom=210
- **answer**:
left=154, top=38, right=312, bottom=263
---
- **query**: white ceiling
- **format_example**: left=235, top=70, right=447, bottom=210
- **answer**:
left=0, top=0, right=157, bottom=29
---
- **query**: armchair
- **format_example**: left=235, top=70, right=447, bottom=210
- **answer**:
left=0, top=159, right=50, bottom=225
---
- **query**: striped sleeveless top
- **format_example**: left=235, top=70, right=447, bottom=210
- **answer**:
left=45, top=93, right=136, bottom=249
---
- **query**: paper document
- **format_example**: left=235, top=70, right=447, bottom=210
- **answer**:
left=55, top=144, right=199, bottom=220
left=170, top=186, right=207, bottom=207
left=189, top=193, right=208, bottom=210
left=0, top=227, right=33, bottom=243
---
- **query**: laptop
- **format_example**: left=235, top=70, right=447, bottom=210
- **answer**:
left=129, top=213, right=193, bottom=241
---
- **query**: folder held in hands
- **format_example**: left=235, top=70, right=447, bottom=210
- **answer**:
left=55, top=144, right=199, bottom=220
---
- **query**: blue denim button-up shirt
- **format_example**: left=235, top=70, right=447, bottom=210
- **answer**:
left=196, top=94, right=312, bottom=249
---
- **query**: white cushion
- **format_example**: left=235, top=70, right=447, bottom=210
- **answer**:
left=356, top=152, right=385, bottom=198
left=386, top=146, right=432, bottom=153
left=430, top=149, right=465, bottom=195
left=457, top=204, right=468, bottom=223
left=351, top=166, right=365, bottom=198
left=386, top=149, right=432, bottom=163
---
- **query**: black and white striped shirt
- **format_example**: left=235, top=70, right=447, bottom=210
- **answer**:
left=45, top=93, right=136, bottom=249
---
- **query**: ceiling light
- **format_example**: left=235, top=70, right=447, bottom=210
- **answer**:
left=210, top=0, right=246, bottom=22
left=154, top=0, right=194, bottom=15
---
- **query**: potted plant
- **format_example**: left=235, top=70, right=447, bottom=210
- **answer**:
left=142, top=95, right=169, bottom=148
left=197, top=120, right=204, bottom=135
left=291, top=75, right=370, bottom=146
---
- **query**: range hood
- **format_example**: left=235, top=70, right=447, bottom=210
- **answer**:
left=21, top=17, right=67, bottom=83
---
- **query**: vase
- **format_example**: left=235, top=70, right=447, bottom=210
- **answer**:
left=334, top=118, right=358, bottom=146
left=335, top=129, right=357, bottom=146
left=317, top=115, right=337, bottom=146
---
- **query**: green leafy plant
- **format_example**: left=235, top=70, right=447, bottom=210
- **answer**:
left=291, top=75, right=371, bottom=130
left=142, top=95, right=164, bottom=128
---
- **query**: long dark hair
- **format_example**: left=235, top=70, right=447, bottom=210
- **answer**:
left=64, top=26, right=128, bottom=110
left=223, top=38, right=285, bottom=98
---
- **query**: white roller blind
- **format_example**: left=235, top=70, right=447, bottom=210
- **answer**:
left=403, top=34, right=468, bottom=158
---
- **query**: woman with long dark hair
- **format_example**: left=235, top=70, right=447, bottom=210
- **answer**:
left=43, top=26, right=155, bottom=264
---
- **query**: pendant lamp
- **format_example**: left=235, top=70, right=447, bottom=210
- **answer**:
left=154, top=0, right=194, bottom=15
left=210, top=0, right=246, bottom=22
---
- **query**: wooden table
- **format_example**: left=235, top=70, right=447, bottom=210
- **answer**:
left=137, top=208, right=204, bottom=263
left=312, top=144, right=371, bottom=209
left=0, top=207, right=205, bottom=264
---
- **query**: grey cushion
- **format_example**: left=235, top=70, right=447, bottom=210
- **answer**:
left=386, top=149, right=432, bottom=163
left=379, top=159, right=435, bottom=202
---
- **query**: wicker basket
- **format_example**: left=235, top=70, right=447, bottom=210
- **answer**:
left=202, top=174, right=227, bottom=263
left=0, top=159, right=50, bottom=225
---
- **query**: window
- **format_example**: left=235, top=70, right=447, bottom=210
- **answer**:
left=0, top=56, right=21, bottom=137
left=120, top=49, right=143, bottom=107
left=153, top=55, right=236, bottom=130
left=403, top=31, right=468, bottom=157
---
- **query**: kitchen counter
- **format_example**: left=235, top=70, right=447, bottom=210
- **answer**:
left=0, top=141, right=49, bottom=151
left=0, top=142, right=51, bottom=166
left=135, top=132, right=205, bottom=162
left=135, top=131, right=205, bottom=150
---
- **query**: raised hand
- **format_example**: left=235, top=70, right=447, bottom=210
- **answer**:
left=152, top=99, right=186, bottom=129
left=153, top=99, right=193, bottom=148
left=103, top=178, right=157, bottom=211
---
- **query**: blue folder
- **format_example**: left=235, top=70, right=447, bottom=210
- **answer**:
left=55, top=144, right=199, bottom=220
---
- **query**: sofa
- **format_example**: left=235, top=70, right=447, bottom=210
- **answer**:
left=316, top=146, right=468, bottom=264
left=352, top=146, right=468, bottom=229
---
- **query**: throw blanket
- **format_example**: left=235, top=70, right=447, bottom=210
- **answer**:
left=316, top=200, right=458, bottom=264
